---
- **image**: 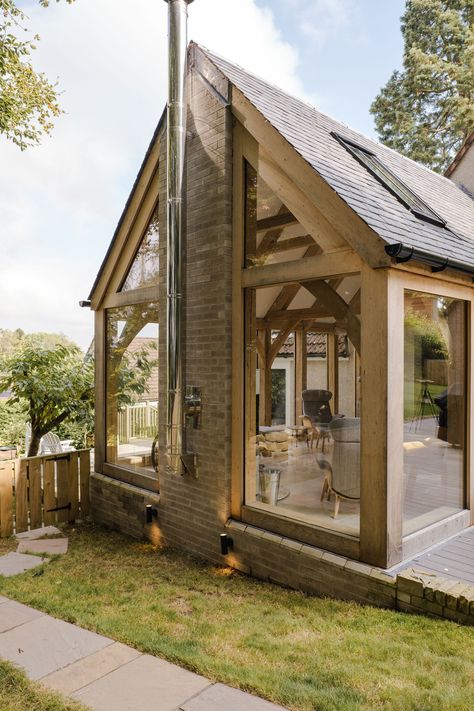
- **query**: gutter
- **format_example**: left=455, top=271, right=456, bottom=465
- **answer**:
left=385, top=243, right=474, bottom=279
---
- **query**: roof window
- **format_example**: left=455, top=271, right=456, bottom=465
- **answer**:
left=332, top=133, right=446, bottom=228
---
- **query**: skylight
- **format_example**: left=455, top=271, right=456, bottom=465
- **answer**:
left=332, top=133, right=447, bottom=228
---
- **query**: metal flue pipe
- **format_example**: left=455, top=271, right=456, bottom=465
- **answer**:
left=163, top=0, right=194, bottom=473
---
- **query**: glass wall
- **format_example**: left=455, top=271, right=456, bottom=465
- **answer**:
left=106, top=302, right=159, bottom=477
left=245, top=283, right=361, bottom=537
left=403, top=291, right=466, bottom=534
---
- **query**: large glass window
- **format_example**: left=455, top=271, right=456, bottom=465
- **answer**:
left=106, top=303, right=159, bottom=477
left=245, top=281, right=361, bottom=537
left=121, top=208, right=159, bottom=291
left=243, top=161, right=362, bottom=537
left=403, top=291, right=466, bottom=534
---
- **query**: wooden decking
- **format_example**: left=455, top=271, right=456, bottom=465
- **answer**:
left=395, top=526, right=474, bottom=584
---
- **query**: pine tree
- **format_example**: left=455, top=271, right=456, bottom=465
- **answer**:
left=371, top=0, right=474, bottom=172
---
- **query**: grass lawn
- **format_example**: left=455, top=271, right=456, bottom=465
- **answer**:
left=0, top=659, right=86, bottom=711
left=0, top=524, right=473, bottom=711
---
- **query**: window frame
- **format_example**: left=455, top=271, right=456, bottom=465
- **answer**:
left=332, top=132, right=447, bottom=228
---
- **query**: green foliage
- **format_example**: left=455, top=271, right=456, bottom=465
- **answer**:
left=0, top=398, right=25, bottom=450
left=405, top=308, right=449, bottom=360
left=0, top=0, right=74, bottom=150
left=371, top=0, right=474, bottom=172
left=0, top=328, right=76, bottom=357
left=0, top=342, right=94, bottom=456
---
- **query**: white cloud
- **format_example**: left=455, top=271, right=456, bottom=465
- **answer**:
left=0, top=0, right=309, bottom=350
left=281, top=0, right=356, bottom=46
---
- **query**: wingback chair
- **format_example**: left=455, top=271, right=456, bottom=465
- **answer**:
left=319, top=417, right=360, bottom=518
left=302, top=389, right=334, bottom=424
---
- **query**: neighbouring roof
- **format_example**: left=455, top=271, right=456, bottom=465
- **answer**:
left=200, top=45, right=474, bottom=268
left=278, top=333, right=348, bottom=359
left=445, top=132, right=474, bottom=179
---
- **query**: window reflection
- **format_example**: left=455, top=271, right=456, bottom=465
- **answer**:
left=121, top=208, right=159, bottom=291
left=403, top=291, right=466, bottom=534
left=106, top=303, right=159, bottom=476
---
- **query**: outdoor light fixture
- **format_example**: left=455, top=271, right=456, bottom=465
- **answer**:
left=145, top=504, right=158, bottom=524
left=219, top=533, right=233, bottom=556
left=79, top=300, right=91, bottom=308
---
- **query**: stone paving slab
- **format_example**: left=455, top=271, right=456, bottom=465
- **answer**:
left=0, top=599, right=44, bottom=633
left=17, top=538, right=69, bottom=555
left=0, top=614, right=113, bottom=680
left=0, top=552, right=45, bottom=577
left=72, top=653, right=211, bottom=711
left=16, top=526, right=62, bottom=540
left=41, top=642, right=141, bottom=695
left=180, top=683, right=287, bottom=711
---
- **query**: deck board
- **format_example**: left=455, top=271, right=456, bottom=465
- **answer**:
left=395, top=526, right=474, bottom=585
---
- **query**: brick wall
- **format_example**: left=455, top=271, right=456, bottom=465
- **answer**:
left=154, top=68, right=234, bottom=560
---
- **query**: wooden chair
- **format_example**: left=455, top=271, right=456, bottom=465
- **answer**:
left=301, top=416, right=331, bottom=453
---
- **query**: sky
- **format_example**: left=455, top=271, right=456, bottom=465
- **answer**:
left=1, top=0, right=406, bottom=351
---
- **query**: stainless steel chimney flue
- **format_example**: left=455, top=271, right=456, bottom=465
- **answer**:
left=164, top=0, right=195, bottom=475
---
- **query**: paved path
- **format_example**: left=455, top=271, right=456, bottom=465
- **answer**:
left=0, top=595, right=286, bottom=711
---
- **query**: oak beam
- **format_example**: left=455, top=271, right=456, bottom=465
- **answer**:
left=295, top=328, right=307, bottom=421
left=256, top=211, right=297, bottom=232
left=233, top=90, right=390, bottom=266
left=326, top=333, right=339, bottom=414
left=269, top=319, right=300, bottom=365
left=258, top=150, right=346, bottom=252
left=303, top=279, right=361, bottom=353
left=359, top=266, right=404, bottom=568
left=242, top=249, right=362, bottom=289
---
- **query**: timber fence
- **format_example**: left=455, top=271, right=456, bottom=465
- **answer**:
left=0, top=449, right=90, bottom=537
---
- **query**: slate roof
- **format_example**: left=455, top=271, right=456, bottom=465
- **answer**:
left=200, top=46, right=474, bottom=268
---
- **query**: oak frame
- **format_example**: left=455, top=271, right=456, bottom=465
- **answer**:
left=91, top=131, right=162, bottom=492
left=231, top=115, right=474, bottom=567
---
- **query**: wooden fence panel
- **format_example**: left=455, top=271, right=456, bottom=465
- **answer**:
left=0, top=450, right=90, bottom=537
left=28, top=458, right=42, bottom=530
left=56, top=457, right=69, bottom=524
left=43, top=458, right=56, bottom=526
left=0, top=462, right=14, bottom=538
left=68, top=452, right=79, bottom=522
left=79, top=450, right=90, bottom=518
left=15, top=459, right=28, bottom=533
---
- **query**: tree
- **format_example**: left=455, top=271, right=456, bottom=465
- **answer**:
left=0, top=0, right=74, bottom=150
left=0, top=342, right=94, bottom=456
left=371, top=0, right=474, bottom=172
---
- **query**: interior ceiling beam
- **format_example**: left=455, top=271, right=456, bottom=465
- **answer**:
left=266, top=244, right=322, bottom=313
left=349, top=288, right=361, bottom=315
left=260, top=234, right=315, bottom=257
left=258, top=149, right=345, bottom=252
left=262, top=307, right=332, bottom=323
left=253, top=205, right=291, bottom=266
left=302, top=279, right=360, bottom=353
left=268, top=318, right=301, bottom=364
left=256, top=211, right=298, bottom=232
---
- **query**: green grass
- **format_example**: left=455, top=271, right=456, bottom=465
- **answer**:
left=0, top=659, right=87, bottom=711
left=1, top=524, right=474, bottom=711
